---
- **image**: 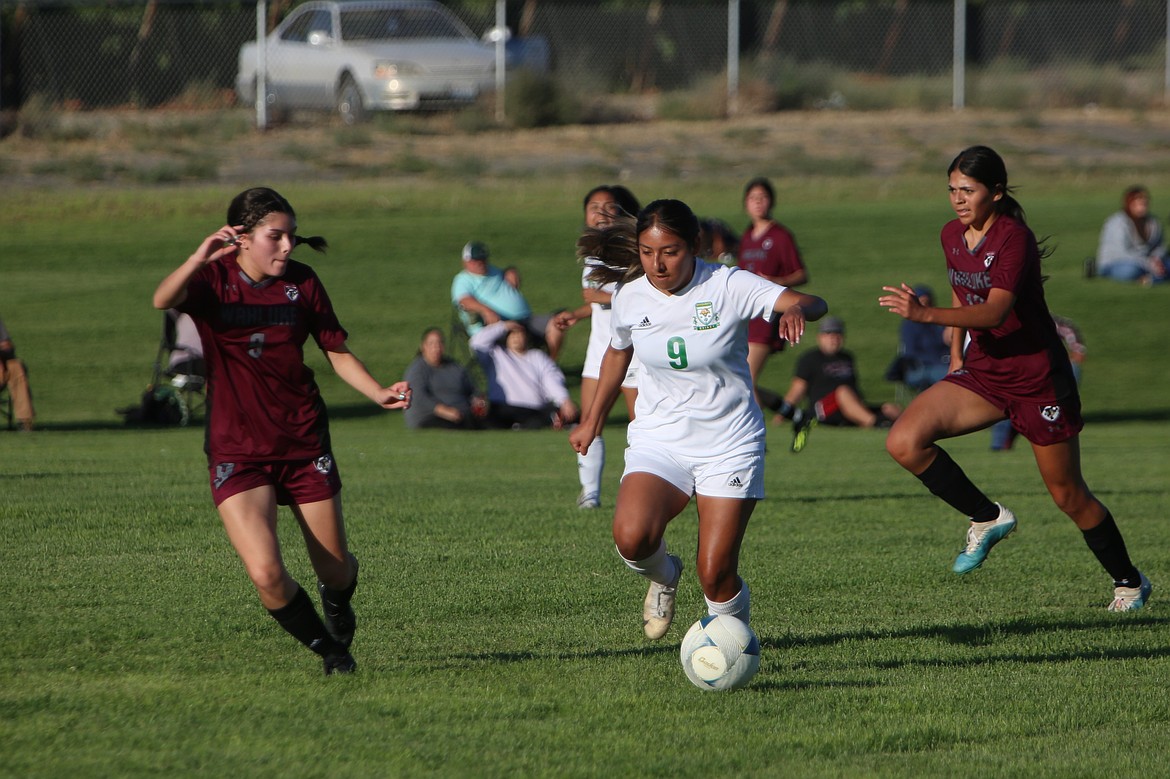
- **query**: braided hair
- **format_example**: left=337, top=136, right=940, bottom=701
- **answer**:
left=226, top=187, right=328, bottom=252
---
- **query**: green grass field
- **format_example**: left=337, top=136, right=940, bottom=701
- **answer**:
left=2, top=166, right=1169, bottom=777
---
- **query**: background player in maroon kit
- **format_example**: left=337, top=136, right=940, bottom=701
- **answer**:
left=879, top=146, right=1151, bottom=611
left=153, top=187, right=411, bottom=674
left=736, top=177, right=808, bottom=411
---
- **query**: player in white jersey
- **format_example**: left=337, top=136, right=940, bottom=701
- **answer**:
left=554, top=186, right=641, bottom=510
left=570, top=200, right=828, bottom=640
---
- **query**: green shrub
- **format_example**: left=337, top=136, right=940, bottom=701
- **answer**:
left=505, top=71, right=579, bottom=128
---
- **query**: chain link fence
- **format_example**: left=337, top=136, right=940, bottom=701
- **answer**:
left=2, top=0, right=1168, bottom=134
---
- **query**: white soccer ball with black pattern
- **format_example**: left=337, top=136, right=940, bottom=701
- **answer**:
left=679, top=614, right=761, bottom=691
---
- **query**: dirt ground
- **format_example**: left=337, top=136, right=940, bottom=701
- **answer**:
left=2, top=106, right=1169, bottom=189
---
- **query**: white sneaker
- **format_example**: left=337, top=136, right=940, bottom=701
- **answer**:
left=576, top=492, right=600, bottom=510
left=642, top=555, right=682, bottom=640
left=952, top=504, right=1017, bottom=574
left=1108, top=571, right=1152, bottom=612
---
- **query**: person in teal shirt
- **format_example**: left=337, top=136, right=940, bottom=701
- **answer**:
left=451, top=240, right=563, bottom=359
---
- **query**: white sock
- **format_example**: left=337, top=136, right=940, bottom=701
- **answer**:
left=618, top=540, right=678, bottom=585
left=577, top=436, right=605, bottom=499
left=705, top=578, right=751, bottom=624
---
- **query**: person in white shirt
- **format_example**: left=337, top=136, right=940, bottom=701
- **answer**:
left=553, top=185, right=642, bottom=510
left=471, top=320, right=578, bottom=430
left=569, top=200, right=828, bottom=640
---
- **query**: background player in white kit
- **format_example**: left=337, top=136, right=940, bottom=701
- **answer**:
left=570, top=200, right=828, bottom=639
left=554, top=185, right=641, bottom=509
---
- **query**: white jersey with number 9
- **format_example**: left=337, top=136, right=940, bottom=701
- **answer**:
left=610, top=259, right=786, bottom=456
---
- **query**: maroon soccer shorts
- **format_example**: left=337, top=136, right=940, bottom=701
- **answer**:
left=209, top=455, right=343, bottom=507
left=747, top=317, right=786, bottom=351
left=943, top=370, right=1084, bottom=446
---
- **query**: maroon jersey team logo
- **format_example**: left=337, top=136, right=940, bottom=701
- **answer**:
left=285, top=285, right=300, bottom=302
left=1041, top=405, right=1062, bottom=422
left=314, top=455, right=333, bottom=475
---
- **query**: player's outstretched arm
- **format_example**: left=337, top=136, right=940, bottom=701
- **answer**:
left=570, top=345, right=632, bottom=455
left=326, top=346, right=411, bottom=410
left=773, top=290, right=827, bottom=346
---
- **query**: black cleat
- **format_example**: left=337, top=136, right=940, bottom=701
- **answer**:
left=323, top=651, right=357, bottom=676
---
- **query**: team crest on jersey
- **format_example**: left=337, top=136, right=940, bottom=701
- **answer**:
left=984, top=253, right=996, bottom=268
left=762, top=238, right=774, bottom=251
left=314, top=455, right=334, bottom=475
left=1040, top=405, right=1062, bottom=422
left=693, top=301, right=719, bottom=331
left=213, top=462, right=236, bottom=489
left=284, top=285, right=300, bottom=302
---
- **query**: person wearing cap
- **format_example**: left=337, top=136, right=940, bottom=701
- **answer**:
left=885, top=285, right=951, bottom=392
left=1093, top=185, right=1168, bottom=284
left=451, top=241, right=564, bottom=360
left=0, top=314, right=35, bottom=431
left=774, top=315, right=901, bottom=452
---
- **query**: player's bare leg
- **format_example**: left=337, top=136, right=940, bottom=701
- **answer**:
left=293, top=496, right=359, bottom=649
left=613, top=473, right=690, bottom=639
left=695, top=495, right=756, bottom=622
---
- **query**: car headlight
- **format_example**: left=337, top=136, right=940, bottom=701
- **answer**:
left=374, top=61, right=422, bottom=79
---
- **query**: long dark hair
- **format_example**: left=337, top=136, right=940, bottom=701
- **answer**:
left=576, top=216, right=639, bottom=286
left=947, top=146, right=1026, bottom=224
left=743, top=176, right=775, bottom=216
left=582, top=185, right=641, bottom=220
left=948, top=146, right=1051, bottom=260
left=637, top=199, right=701, bottom=249
left=227, top=187, right=328, bottom=252
left=576, top=199, right=703, bottom=286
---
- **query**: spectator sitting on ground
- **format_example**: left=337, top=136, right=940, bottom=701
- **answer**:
left=0, top=313, right=35, bottom=431
left=403, top=327, right=484, bottom=430
left=470, top=320, right=578, bottom=430
left=1094, top=185, right=1169, bottom=285
left=884, top=285, right=951, bottom=391
left=451, top=241, right=564, bottom=359
left=773, top=316, right=901, bottom=452
left=166, top=309, right=205, bottom=379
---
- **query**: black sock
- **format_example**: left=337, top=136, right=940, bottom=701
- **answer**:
left=320, top=562, right=359, bottom=608
left=1081, top=512, right=1141, bottom=586
left=915, top=447, right=999, bottom=521
left=756, top=387, right=785, bottom=413
left=267, top=585, right=339, bottom=656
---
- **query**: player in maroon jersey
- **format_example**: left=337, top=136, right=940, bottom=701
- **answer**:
left=879, top=146, right=1150, bottom=611
left=736, top=177, right=809, bottom=416
left=153, top=187, right=412, bottom=674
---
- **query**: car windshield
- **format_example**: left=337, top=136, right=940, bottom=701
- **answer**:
left=341, top=8, right=469, bottom=41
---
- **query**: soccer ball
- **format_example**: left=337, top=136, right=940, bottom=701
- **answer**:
left=679, top=614, right=761, bottom=691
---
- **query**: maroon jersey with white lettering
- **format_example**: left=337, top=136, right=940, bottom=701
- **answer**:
left=941, top=215, right=1073, bottom=397
left=178, top=255, right=348, bottom=462
left=738, top=221, right=803, bottom=281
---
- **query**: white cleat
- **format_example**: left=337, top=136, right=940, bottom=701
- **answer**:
left=642, top=555, right=682, bottom=640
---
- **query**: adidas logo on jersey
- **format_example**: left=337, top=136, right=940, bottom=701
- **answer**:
left=634, top=317, right=652, bottom=329
left=726, top=475, right=743, bottom=488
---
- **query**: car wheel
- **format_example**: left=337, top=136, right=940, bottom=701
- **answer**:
left=336, top=76, right=366, bottom=125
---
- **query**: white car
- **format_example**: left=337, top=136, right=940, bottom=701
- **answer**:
left=237, top=0, right=496, bottom=123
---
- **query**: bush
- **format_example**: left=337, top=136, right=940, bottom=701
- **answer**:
left=505, top=71, right=579, bottom=129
